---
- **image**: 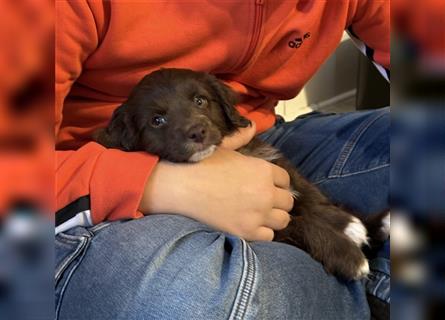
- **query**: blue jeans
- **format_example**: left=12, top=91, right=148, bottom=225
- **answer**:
left=55, top=108, right=389, bottom=319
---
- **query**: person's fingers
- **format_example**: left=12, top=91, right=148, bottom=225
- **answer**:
left=251, top=226, right=275, bottom=241
left=264, top=209, right=291, bottom=231
left=272, top=187, right=294, bottom=212
left=271, top=164, right=291, bottom=189
left=221, top=121, right=256, bottom=150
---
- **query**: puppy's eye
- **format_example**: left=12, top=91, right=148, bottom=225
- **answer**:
left=194, top=96, right=208, bottom=107
left=151, top=115, right=167, bottom=128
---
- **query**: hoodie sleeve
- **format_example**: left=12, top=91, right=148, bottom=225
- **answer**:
left=55, top=1, right=158, bottom=231
left=56, top=143, right=157, bottom=227
left=347, top=0, right=390, bottom=77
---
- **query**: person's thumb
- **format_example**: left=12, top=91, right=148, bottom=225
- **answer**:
left=220, top=121, right=256, bottom=150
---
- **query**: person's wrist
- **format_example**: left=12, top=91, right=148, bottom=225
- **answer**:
left=139, top=161, right=194, bottom=215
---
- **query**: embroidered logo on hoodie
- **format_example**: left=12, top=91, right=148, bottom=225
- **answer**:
left=288, top=32, right=311, bottom=48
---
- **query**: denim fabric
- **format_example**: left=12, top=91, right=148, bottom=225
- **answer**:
left=55, top=109, right=390, bottom=319
left=56, top=215, right=369, bottom=320
left=259, top=108, right=390, bottom=304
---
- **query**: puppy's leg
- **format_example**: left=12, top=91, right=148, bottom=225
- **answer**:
left=241, top=139, right=368, bottom=246
left=275, top=215, right=369, bottom=280
left=239, top=139, right=370, bottom=279
left=362, top=211, right=390, bottom=257
left=274, top=159, right=370, bottom=280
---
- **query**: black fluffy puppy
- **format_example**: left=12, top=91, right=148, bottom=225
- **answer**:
left=95, top=68, right=389, bottom=280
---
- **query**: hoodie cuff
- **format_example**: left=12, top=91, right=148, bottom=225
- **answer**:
left=90, top=147, right=158, bottom=224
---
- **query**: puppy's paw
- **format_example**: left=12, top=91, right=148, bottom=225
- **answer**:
left=355, top=258, right=370, bottom=279
left=322, top=238, right=370, bottom=280
left=302, top=220, right=371, bottom=280
left=381, top=212, right=390, bottom=237
left=364, top=211, right=391, bottom=248
left=344, top=217, right=369, bottom=247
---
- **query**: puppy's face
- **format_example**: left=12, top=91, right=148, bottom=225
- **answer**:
left=95, top=68, right=250, bottom=162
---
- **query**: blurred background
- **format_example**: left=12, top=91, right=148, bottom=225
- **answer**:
left=391, top=0, right=445, bottom=319
left=0, top=0, right=53, bottom=319
left=276, top=32, right=390, bottom=119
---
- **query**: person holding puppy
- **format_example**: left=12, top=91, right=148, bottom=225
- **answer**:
left=56, top=1, right=389, bottom=319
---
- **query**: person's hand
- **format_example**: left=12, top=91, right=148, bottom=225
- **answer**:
left=139, top=145, right=293, bottom=241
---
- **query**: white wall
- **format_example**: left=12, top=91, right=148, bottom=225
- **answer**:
left=276, top=32, right=359, bottom=120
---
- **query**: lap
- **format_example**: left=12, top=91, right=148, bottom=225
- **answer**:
left=259, top=108, right=390, bottom=215
left=55, top=215, right=369, bottom=320
left=56, top=109, right=389, bottom=319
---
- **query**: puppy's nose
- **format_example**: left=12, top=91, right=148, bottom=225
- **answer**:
left=187, top=124, right=207, bottom=143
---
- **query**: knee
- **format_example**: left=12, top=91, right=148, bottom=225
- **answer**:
left=58, top=217, right=249, bottom=319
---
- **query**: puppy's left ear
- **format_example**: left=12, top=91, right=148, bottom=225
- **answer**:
left=206, top=74, right=251, bottom=130
left=93, top=103, right=137, bottom=151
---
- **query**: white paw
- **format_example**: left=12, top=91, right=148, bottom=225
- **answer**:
left=354, top=259, right=370, bottom=279
left=381, top=212, right=390, bottom=236
left=344, top=217, right=369, bottom=247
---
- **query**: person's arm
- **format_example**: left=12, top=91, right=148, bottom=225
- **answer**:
left=56, top=1, right=159, bottom=231
left=57, top=130, right=292, bottom=241
left=347, top=0, right=390, bottom=79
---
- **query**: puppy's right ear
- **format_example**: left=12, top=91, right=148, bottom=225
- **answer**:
left=93, top=104, right=137, bottom=151
left=206, top=74, right=251, bottom=130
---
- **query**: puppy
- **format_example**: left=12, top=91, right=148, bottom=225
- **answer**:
left=94, top=68, right=389, bottom=280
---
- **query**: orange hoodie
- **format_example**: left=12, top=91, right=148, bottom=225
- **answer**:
left=55, top=0, right=389, bottom=231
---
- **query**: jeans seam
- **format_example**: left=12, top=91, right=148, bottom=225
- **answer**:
left=55, top=234, right=89, bottom=283
left=329, top=111, right=387, bottom=178
left=313, top=163, right=390, bottom=185
left=228, top=240, right=258, bottom=320
left=366, top=272, right=390, bottom=303
left=89, top=221, right=112, bottom=234
left=331, top=163, right=390, bottom=179
left=372, top=276, right=385, bottom=296
left=55, top=236, right=91, bottom=320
